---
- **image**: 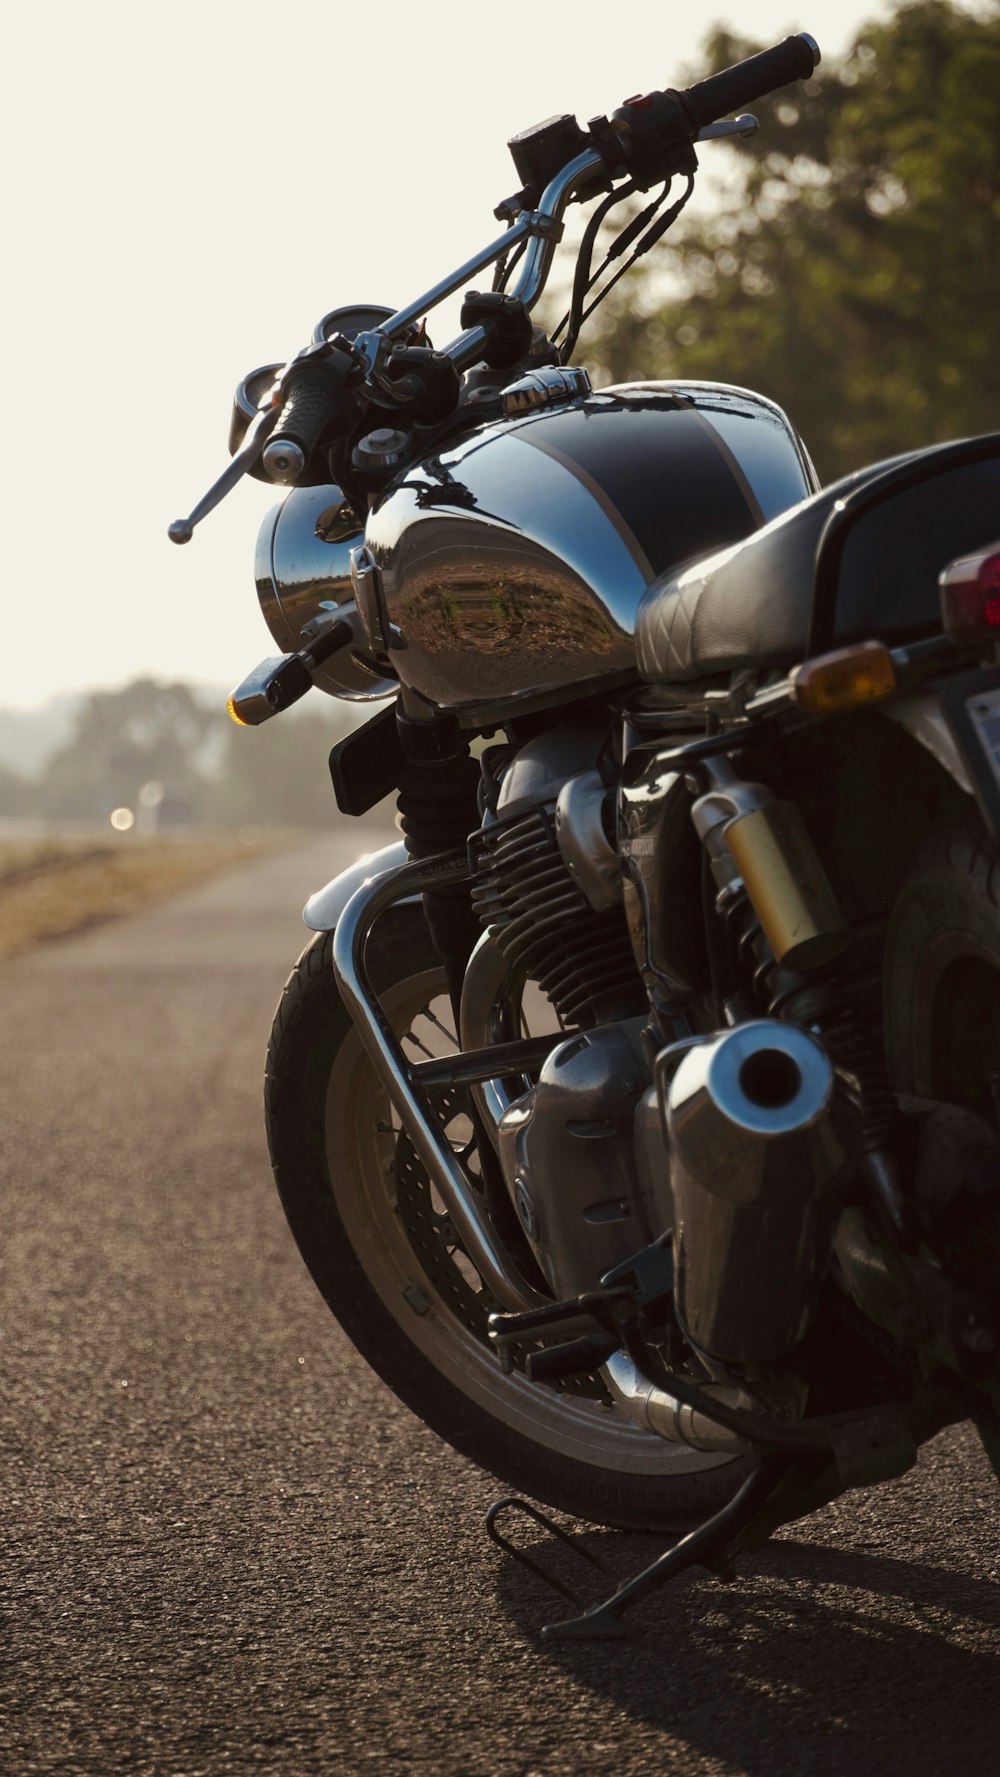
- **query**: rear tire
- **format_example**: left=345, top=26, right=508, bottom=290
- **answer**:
left=264, top=904, right=744, bottom=1531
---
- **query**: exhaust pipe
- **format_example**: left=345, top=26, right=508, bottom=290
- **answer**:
left=603, top=1352, right=751, bottom=1454
left=663, top=1020, right=860, bottom=1365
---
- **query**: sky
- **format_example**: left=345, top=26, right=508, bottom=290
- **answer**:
left=2, top=0, right=987, bottom=713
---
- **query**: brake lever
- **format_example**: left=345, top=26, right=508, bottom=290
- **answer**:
left=168, top=401, right=280, bottom=545
left=696, top=112, right=759, bottom=142
left=170, top=329, right=376, bottom=542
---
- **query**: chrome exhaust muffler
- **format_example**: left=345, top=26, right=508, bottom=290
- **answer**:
left=663, top=1020, right=860, bottom=1366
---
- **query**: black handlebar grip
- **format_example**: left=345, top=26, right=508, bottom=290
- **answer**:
left=261, top=350, right=361, bottom=483
left=681, top=33, right=820, bottom=133
left=269, top=375, right=337, bottom=458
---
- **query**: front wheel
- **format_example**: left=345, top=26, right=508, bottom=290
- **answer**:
left=264, top=903, right=743, bottom=1530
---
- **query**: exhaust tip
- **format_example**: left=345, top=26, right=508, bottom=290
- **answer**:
left=669, top=1020, right=833, bottom=1138
left=738, top=1047, right=802, bottom=1111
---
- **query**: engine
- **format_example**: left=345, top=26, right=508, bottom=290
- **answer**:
left=465, top=719, right=864, bottom=1392
left=469, top=717, right=644, bottom=1031
left=464, top=717, right=654, bottom=1298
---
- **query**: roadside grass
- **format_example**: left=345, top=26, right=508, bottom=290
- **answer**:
left=0, top=830, right=289, bottom=960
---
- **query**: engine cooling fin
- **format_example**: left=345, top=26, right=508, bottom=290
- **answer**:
left=470, top=806, right=642, bottom=1029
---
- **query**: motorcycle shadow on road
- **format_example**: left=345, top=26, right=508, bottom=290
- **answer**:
left=491, top=1524, right=1000, bottom=1775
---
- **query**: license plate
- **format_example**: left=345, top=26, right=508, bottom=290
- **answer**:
left=940, top=665, right=1000, bottom=839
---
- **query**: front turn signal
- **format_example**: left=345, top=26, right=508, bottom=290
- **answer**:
left=789, top=640, right=897, bottom=715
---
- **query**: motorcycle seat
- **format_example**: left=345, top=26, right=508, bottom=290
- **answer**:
left=635, top=444, right=1000, bottom=682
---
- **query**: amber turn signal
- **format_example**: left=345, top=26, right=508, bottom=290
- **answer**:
left=789, top=640, right=897, bottom=714
left=226, top=695, right=250, bottom=727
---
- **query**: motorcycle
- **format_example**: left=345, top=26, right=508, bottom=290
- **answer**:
left=170, top=32, right=1000, bottom=1637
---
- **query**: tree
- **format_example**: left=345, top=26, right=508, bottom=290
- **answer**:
left=0, top=761, right=32, bottom=819
left=580, top=2, right=1000, bottom=483
left=34, top=675, right=365, bottom=827
left=41, top=679, right=214, bottom=821
left=201, top=704, right=368, bottom=830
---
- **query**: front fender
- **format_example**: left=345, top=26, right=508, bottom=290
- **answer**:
left=302, top=840, right=412, bottom=931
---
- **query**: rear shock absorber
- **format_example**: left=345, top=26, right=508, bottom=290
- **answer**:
left=691, top=756, right=848, bottom=976
left=690, top=756, right=913, bottom=1242
left=788, top=991, right=914, bottom=1245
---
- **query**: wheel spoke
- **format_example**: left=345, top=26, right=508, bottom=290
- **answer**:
left=421, top=1005, right=459, bottom=1047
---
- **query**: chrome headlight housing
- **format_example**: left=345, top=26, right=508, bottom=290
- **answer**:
left=254, top=484, right=396, bottom=702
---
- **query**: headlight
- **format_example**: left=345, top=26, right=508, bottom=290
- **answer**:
left=255, top=484, right=396, bottom=703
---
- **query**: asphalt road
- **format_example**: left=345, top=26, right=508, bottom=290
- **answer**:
left=3, top=839, right=999, bottom=1777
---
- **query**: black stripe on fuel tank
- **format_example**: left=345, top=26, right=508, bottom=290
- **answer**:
left=517, top=398, right=759, bottom=579
left=512, top=425, right=656, bottom=582
left=682, top=405, right=766, bottom=527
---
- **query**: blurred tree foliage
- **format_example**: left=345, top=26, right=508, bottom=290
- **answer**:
left=0, top=761, right=33, bottom=818
left=200, top=708, right=365, bottom=830
left=585, top=1, right=1000, bottom=483
left=1, top=678, right=365, bottom=828
left=41, top=679, right=214, bottom=821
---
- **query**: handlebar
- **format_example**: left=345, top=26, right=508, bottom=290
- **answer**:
left=680, top=33, right=820, bottom=132
left=446, top=151, right=606, bottom=374
left=169, top=31, right=821, bottom=538
left=382, top=33, right=821, bottom=377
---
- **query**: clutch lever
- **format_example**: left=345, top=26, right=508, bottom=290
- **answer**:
left=168, top=400, right=280, bottom=545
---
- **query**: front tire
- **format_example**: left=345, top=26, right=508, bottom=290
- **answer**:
left=264, top=903, right=742, bottom=1530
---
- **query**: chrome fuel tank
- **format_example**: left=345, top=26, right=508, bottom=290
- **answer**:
left=366, top=381, right=815, bottom=723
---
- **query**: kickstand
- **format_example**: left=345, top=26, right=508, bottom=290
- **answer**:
left=486, top=1457, right=791, bottom=1640
left=485, top=1497, right=629, bottom=1631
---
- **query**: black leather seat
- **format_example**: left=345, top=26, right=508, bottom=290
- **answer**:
left=636, top=445, right=1000, bottom=682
